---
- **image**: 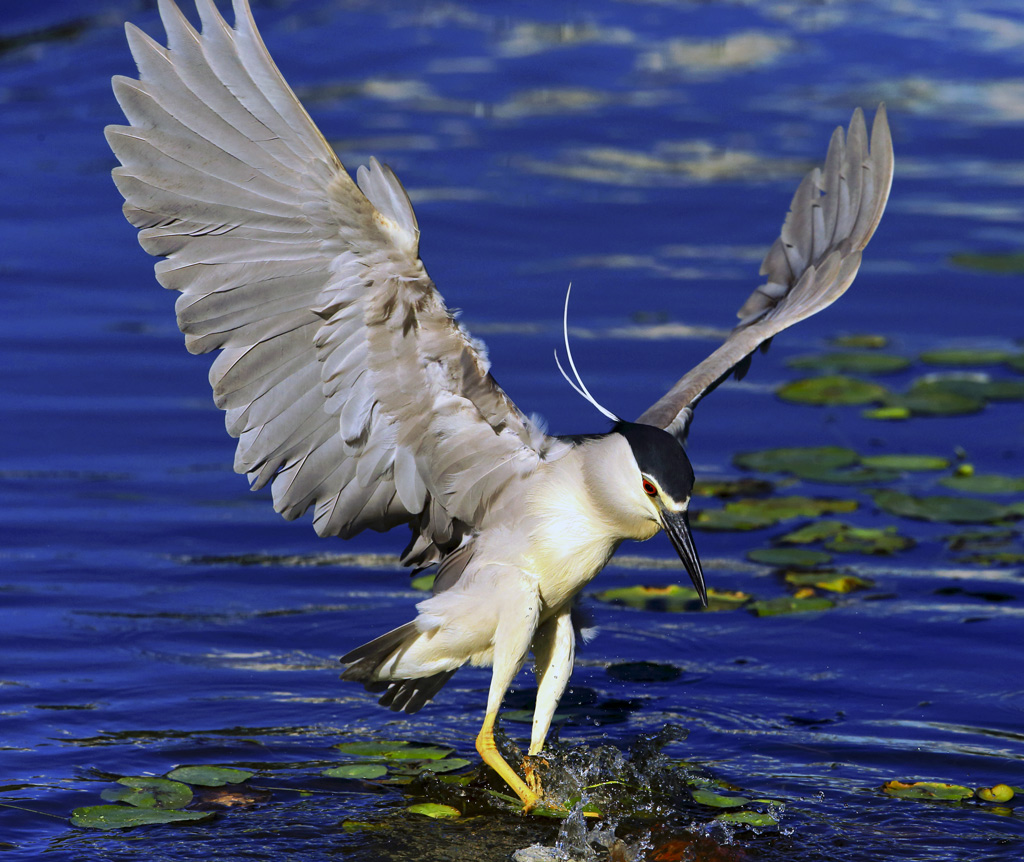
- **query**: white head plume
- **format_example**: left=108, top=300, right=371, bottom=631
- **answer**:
left=554, top=283, right=621, bottom=423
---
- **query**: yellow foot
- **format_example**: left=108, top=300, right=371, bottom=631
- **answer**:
left=522, top=755, right=548, bottom=798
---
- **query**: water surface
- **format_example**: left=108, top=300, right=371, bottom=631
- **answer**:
left=2, top=0, right=1023, bottom=859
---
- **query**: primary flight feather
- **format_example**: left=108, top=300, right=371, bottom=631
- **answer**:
left=107, top=0, right=893, bottom=810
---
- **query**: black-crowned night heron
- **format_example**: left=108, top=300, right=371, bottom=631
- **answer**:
left=106, top=0, right=893, bottom=811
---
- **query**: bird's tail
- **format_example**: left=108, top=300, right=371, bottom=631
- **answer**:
left=339, top=622, right=458, bottom=714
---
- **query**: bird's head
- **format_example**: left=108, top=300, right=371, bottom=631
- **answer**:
left=613, top=421, right=706, bottom=607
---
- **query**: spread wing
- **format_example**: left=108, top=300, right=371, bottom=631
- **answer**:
left=637, top=105, right=894, bottom=438
left=106, top=0, right=560, bottom=566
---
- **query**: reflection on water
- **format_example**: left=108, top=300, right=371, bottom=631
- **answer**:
left=2, top=0, right=1024, bottom=859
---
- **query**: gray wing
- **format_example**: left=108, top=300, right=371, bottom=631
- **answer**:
left=106, top=0, right=559, bottom=565
left=637, top=105, right=894, bottom=438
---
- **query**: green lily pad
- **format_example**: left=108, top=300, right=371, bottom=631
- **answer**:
left=908, top=374, right=1024, bottom=404
left=747, top=547, right=832, bottom=568
left=790, top=465, right=901, bottom=485
left=71, top=805, right=212, bottom=830
left=949, top=251, right=1024, bottom=273
left=734, top=446, right=859, bottom=475
left=977, top=784, right=1015, bottom=803
left=938, top=474, right=1024, bottom=495
left=882, top=780, right=974, bottom=801
left=723, top=496, right=858, bottom=524
left=777, top=375, right=890, bottom=406
left=860, top=454, right=950, bottom=471
left=407, top=802, right=461, bottom=819
left=714, top=810, right=779, bottom=827
left=779, top=520, right=912, bottom=555
left=691, top=789, right=750, bottom=808
left=100, top=777, right=192, bottom=810
left=785, top=573, right=874, bottom=593
left=787, top=352, right=911, bottom=375
left=342, top=819, right=387, bottom=832
left=920, top=348, right=1013, bottom=367
left=885, top=388, right=985, bottom=417
left=862, top=405, right=911, bottom=420
left=165, top=766, right=253, bottom=787
left=322, top=763, right=389, bottom=780
left=869, top=490, right=1017, bottom=524
left=334, top=740, right=454, bottom=760
left=944, top=528, right=1019, bottom=551
left=827, top=528, right=914, bottom=555
left=410, top=573, right=435, bottom=592
left=694, top=477, right=775, bottom=498
left=956, top=551, right=1024, bottom=566
left=593, top=584, right=749, bottom=612
left=779, top=519, right=847, bottom=544
left=693, top=508, right=779, bottom=531
left=413, top=757, right=471, bottom=774
left=1007, top=354, right=1024, bottom=373
left=750, top=596, right=835, bottom=616
left=606, top=661, right=682, bottom=682
left=831, top=334, right=889, bottom=349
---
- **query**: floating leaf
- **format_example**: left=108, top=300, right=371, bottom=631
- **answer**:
left=593, top=584, right=750, bottom=612
left=334, top=741, right=454, bottom=760
left=949, top=251, right=1024, bottom=273
left=938, top=474, right=1024, bottom=495
left=977, top=784, right=1015, bottom=803
left=691, top=789, right=749, bottom=808
left=414, top=758, right=471, bottom=774
left=885, top=388, right=985, bottom=417
left=860, top=454, right=950, bottom=471
left=722, top=496, right=858, bottom=524
left=820, top=524, right=914, bottom=555
left=407, top=802, right=461, bottom=819
left=882, top=780, right=974, bottom=801
left=606, top=661, right=681, bottom=682
left=734, top=446, right=858, bottom=475
left=322, top=764, right=389, bottom=780
left=410, top=573, right=435, bottom=592
left=785, top=573, right=874, bottom=593
left=71, top=805, right=212, bottom=830
left=777, top=375, right=889, bottom=406
left=342, top=819, right=387, bottom=832
left=694, top=477, right=774, bottom=498
left=693, top=508, right=778, bottom=531
left=862, top=405, right=910, bottom=420
left=779, top=520, right=846, bottom=544
left=747, top=547, right=832, bottom=568
left=920, top=348, right=1013, bottom=367
left=714, top=810, right=779, bottom=827
left=165, top=766, right=253, bottom=787
left=780, top=519, right=908, bottom=557
left=831, top=334, right=889, bottom=349
left=869, top=490, right=1016, bottom=524
left=787, top=352, right=911, bottom=375
left=100, top=777, right=192, bottom=810
left=790, top=464, right=901, bottom=485
left=1007, top=354, right=1024, bottom=373
left=750, top=596, right=835, bottom=616
left=909, top=374, right=1024, bottom=404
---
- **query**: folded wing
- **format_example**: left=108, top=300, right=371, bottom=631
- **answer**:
left=637, top=105, right=894, bottom=438
left=106, top=0, right=557, bottom=565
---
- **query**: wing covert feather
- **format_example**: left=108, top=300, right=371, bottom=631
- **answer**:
left=637, top=105, right=893, bottom=438
left=108, top=0, right=557, bottom=562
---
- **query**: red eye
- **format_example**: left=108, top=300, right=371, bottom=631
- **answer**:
left=642, top=479, right=657, bottom=497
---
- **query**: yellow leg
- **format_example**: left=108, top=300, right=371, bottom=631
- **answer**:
left=475, top=711, right=542, bottom=812
left=522, top=755, right=547, bottom=797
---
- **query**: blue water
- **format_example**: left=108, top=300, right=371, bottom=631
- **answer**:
left=2, top=0, right=1023, bottom=859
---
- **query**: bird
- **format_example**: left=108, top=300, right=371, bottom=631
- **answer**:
left=105, top=0, right=893, bottom=811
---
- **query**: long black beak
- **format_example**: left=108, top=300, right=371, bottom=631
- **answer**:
left=661, top=508, right=706, bottom=607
